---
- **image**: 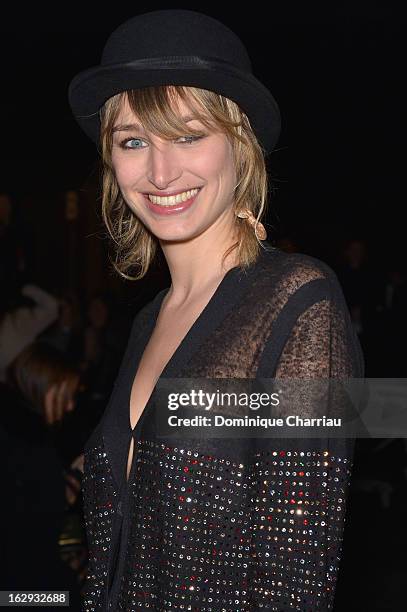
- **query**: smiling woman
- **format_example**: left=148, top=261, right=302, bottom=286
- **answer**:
left=68, top=9, right=363, bottom=612
left=99, top=84, right=270, bottom=280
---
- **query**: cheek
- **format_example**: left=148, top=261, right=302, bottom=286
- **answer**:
left=200, top=139, right=235, bottom=183
left=111, top=151, right=143, bottom=189
left=112, top=162, right=134, bottom=189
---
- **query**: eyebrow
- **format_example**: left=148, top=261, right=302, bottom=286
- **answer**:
left=112, top=116, right=198, bottom=133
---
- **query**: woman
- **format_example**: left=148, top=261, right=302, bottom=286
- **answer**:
left=69, top=10, right=364, bottom=610
left=0, top=342, right=81, bottom=602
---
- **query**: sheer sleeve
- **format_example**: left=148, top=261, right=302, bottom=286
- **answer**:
left=79, top=249, right=366, bottom=611
left=248, top=272, right=364, bottom=610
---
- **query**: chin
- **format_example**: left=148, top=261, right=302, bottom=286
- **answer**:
left=149, top=228, right=201, bottom=244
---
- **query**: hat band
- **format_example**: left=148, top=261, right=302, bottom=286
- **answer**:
left=102, top=55, right=251, bottom=81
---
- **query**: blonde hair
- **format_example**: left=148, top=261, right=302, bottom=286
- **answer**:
left=100, top=85, right=272, bottom=281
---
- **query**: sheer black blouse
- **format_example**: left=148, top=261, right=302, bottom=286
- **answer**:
left=81, top=244, right=364, bottom=611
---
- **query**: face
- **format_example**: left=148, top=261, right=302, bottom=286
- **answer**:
left=110, top=94, right=238, bottom=243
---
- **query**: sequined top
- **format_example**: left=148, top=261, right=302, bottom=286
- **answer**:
left=81, top=245, right=364, bottom=611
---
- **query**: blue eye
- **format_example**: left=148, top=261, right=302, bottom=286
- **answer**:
left=176, top=136, right=203, bottom=144
left=118, top=134, right=204, bottom=150
left=120, top=138, right=146, bottom=150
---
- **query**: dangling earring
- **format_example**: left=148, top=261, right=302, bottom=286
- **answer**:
left=236, top=208, right=267, bottom=241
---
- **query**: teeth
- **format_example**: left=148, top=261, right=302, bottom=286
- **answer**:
left=147, top=188, right=199, bottom=206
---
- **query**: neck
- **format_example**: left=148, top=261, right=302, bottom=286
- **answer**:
left=160, top=226, right=239, bottom=306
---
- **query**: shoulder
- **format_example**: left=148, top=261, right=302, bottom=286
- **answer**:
left=257, top=245, right=343, bottom=302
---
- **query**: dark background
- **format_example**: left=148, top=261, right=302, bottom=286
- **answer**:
left=0, top=3, right=403, bottom=269
left=0, top=4, right=405, bottom=610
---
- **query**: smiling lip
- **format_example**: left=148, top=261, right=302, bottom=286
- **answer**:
left=143, top=187, right=201, bottom=197
left=143, top=189, right=201, bottom=216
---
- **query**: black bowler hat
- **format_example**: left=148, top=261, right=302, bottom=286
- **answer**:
left=68, top=9, right=281, bottom=154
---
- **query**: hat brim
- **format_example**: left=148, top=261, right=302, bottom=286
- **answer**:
left=68, top=63, right=281, bottom=155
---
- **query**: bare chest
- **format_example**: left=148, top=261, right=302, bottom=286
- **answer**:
left=128, top=299, right=207, bottom=432
left=125, top=299, right=209, bottom=481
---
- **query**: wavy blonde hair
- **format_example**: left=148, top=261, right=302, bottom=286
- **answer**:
left=100, top=85, right=271, bottom=281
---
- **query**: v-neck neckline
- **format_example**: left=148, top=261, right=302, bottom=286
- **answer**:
left=102, top=245, right=274, bottom=490
left=127, top=259, right=245, bottom=436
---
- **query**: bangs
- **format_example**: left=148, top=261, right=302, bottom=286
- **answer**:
left=101, top=85, right=221, bottom=148
left=99, top=84, right=270, bottom=281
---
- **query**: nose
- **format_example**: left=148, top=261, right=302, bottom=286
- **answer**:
left=147, top=141, right=182, bottom=190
